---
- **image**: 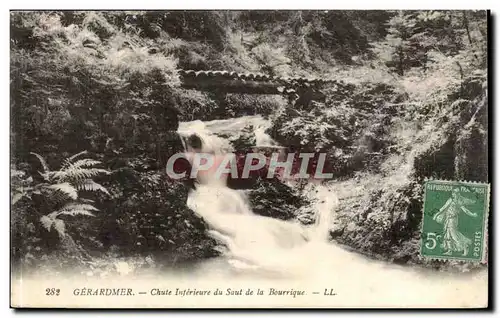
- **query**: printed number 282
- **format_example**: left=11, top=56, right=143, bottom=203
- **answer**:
left=46, top=288, right=60, bottom=296
left=425, top=232, right=441, bottom=250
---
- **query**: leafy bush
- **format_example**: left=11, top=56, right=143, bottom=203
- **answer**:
left=11, top=11, right=181, bottom=167
left=268, top=82, right=406, bottom=177
left=98, top=169, right=218, bottom=265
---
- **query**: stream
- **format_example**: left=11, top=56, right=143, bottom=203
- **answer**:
left=11, top=115, right=487, bottom=308
left=173, top=115, right=488, bottom=308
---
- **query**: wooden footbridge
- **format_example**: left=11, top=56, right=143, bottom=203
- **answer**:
left=177, top=69, right=344, bottom=107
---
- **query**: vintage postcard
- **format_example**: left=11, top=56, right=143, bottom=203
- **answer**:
left=10, top=10, right=489, bottom=309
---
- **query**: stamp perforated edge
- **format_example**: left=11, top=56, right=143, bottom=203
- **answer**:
left=418, top=178, right=491, bottom=264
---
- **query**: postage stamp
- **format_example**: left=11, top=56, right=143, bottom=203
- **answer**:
left=420, top=179, right=490, bottom=262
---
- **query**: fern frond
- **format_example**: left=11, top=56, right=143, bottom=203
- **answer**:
left=71, top=159, right=102, bottom=168
left=40, top=215, right=53, bottom=231
left=48, top=182, right=78, bottom=200
left=45, top=187, right=74, bottom=204
left=38, top=171, right=51, bottom=181
left=30, top=152, right=50, bottom=174
left=75, top=179, right=110, bottom=195
left=12, top=192, right=24, bottom=205
left=50, top=203, right=98, bottom=218
left=61, top=158, right=72, bottom=170
left=61, top=151, right=89, bottom=169
left=68, top=150, right=89, bottom=162
left=53, top=168, right=110, bottom=182
left=33, top=183, right=51, bottom=191
left=53, top=219, right=66, bottom=238
left=60, top=203, right=99, bottom=212
left=41, top=215, right=66, bottom=238
left=57, top=209, right=95, bottom=217
left=11, top=184, right=29, bottom=204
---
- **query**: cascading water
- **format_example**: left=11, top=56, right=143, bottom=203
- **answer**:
left=174, top=115, right=487, bottom=307
left=178, top=116, right=329, bottom=275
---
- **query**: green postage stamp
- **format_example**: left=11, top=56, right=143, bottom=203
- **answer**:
left=420, top=179, right=490, bottom=262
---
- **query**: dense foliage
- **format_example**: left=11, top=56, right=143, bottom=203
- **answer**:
left=11, top=10, right=488, bottom=274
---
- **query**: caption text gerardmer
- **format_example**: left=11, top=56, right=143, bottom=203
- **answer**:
left=73, top=288, right=311, bottom=298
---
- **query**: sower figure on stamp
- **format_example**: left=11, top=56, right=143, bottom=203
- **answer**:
left=433, top=188, right=477, bottom=256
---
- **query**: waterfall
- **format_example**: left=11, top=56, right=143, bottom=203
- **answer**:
left=177, top=116, right=336, bottom=274
left=174, top=117, right=486, bottom=309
